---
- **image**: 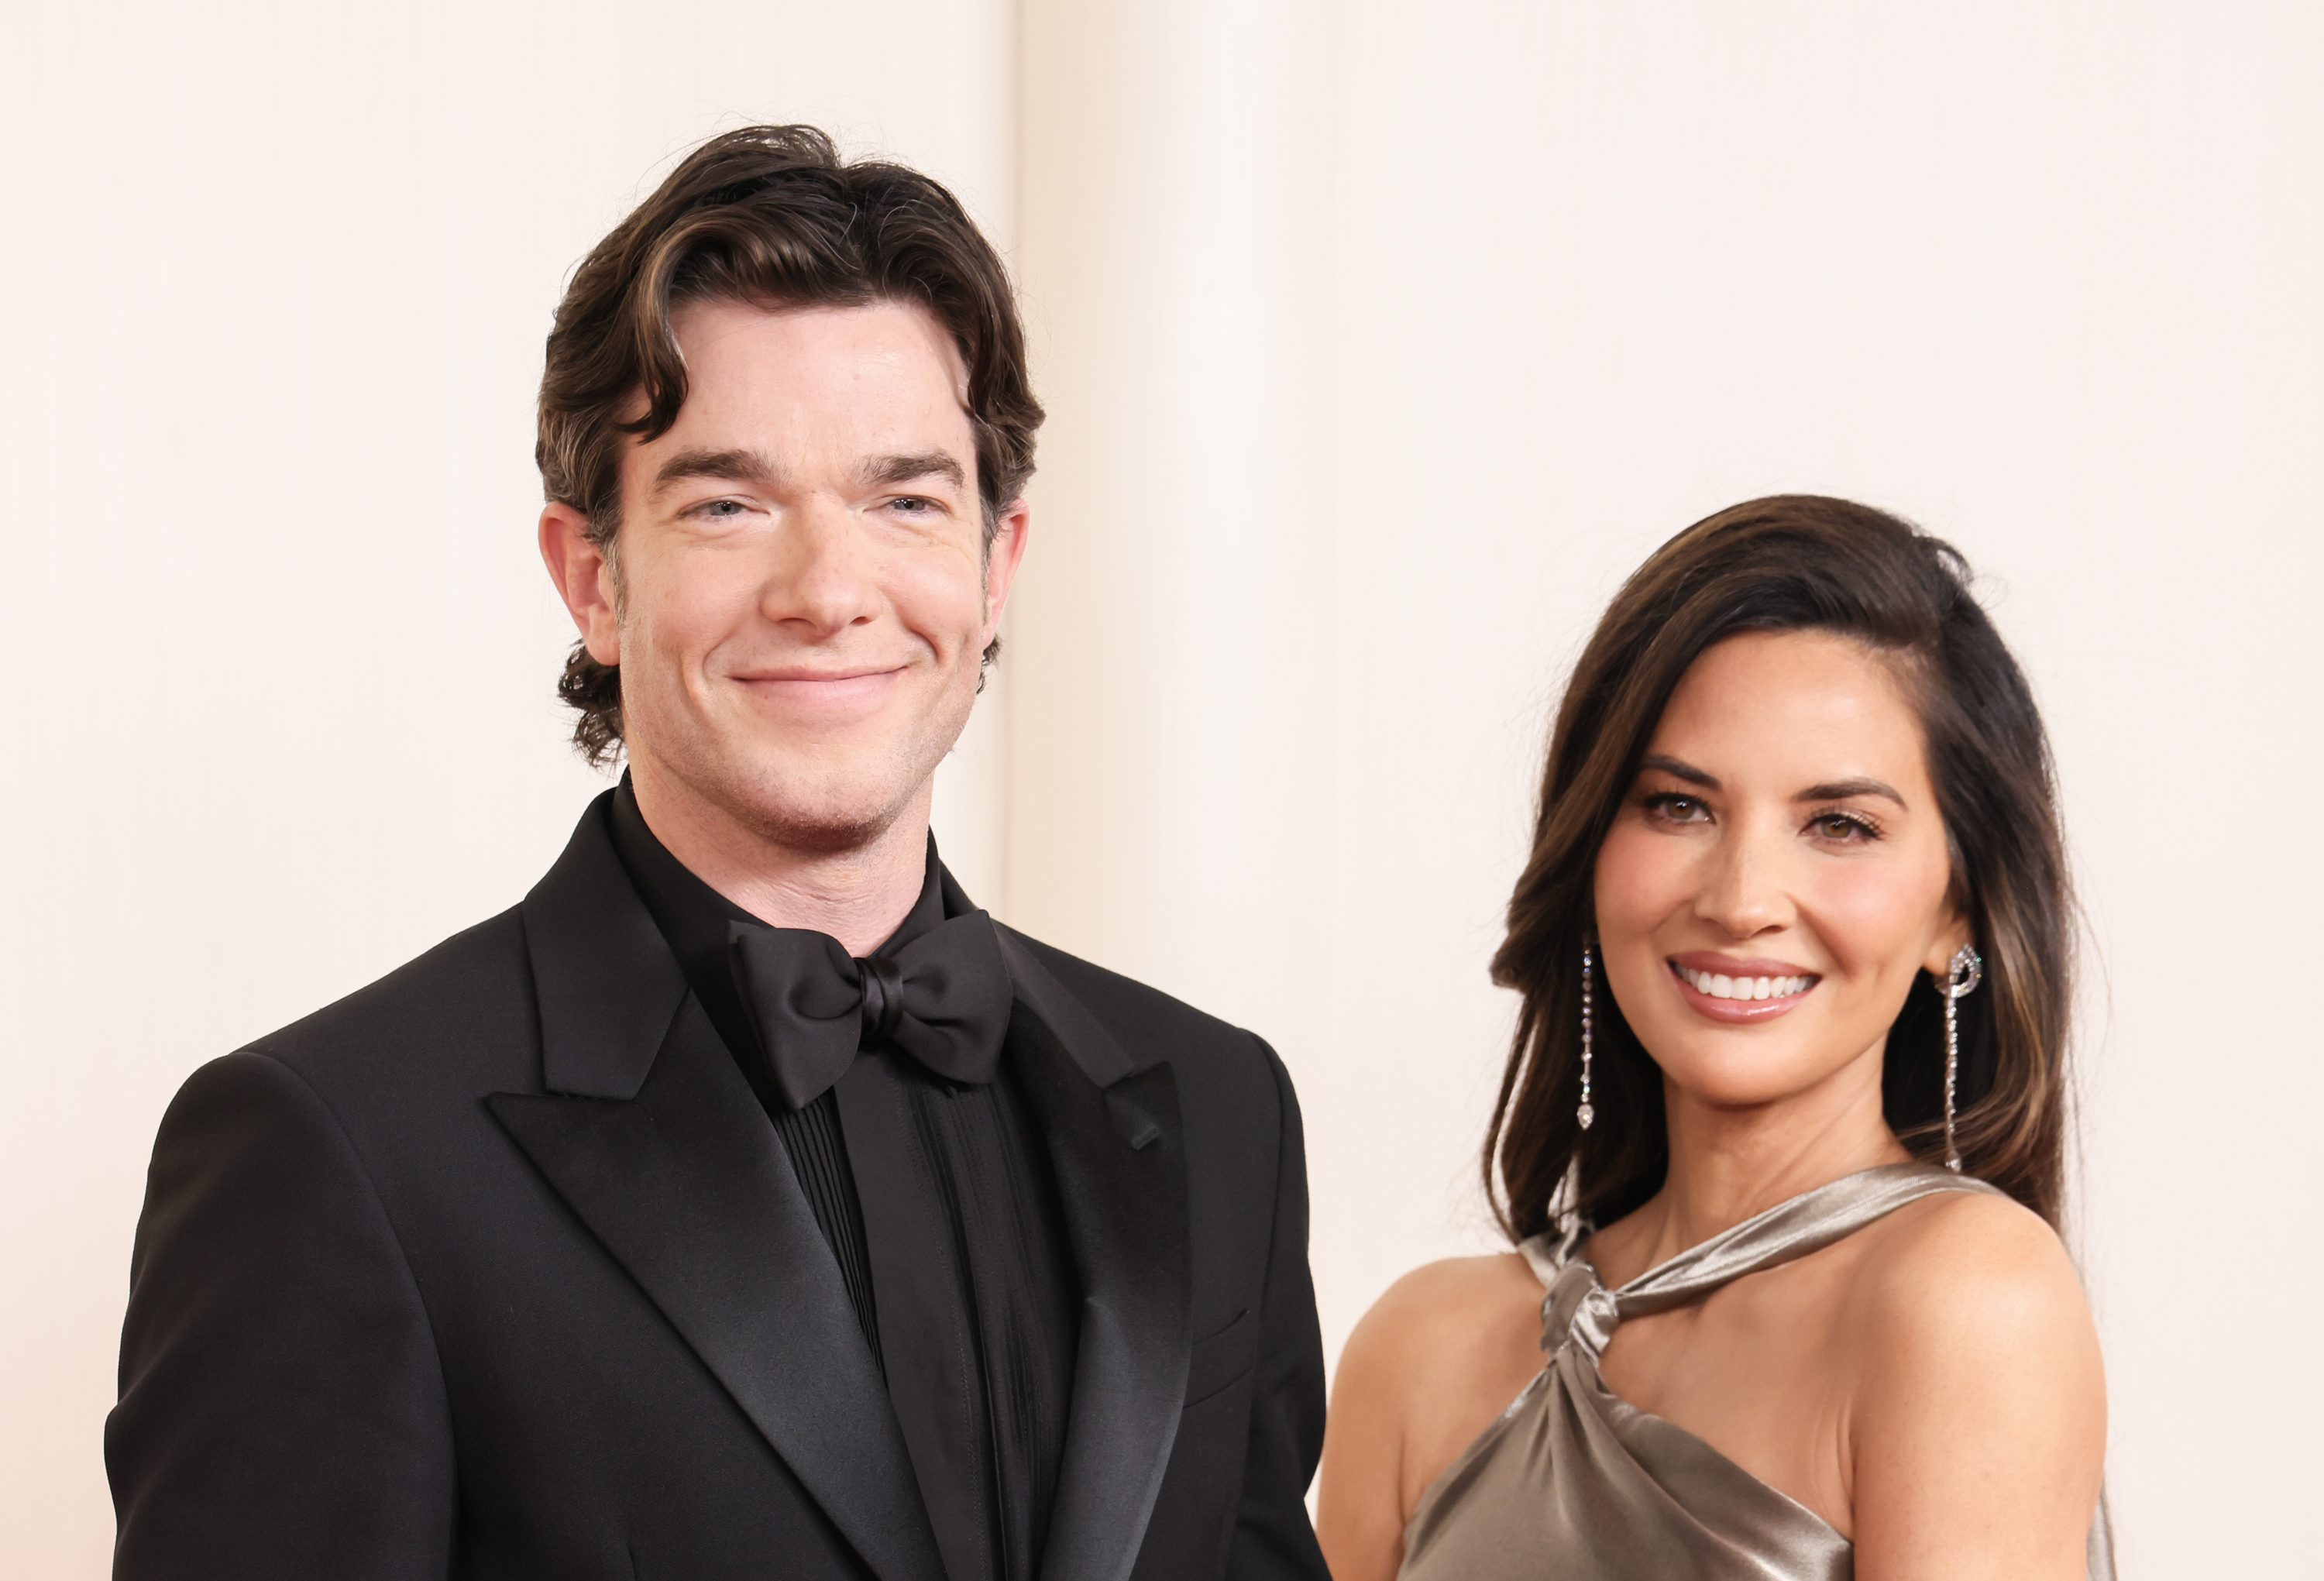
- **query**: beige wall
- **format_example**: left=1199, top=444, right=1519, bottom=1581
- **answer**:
left=1012, top=4, right=2322, bottom=1576
left=0, top=5, right=1017, bottom=1572
left=4, top=2, right=2318, bottom=1574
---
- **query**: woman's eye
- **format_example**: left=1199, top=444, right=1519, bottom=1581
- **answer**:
left=1647, top=794, right=1708, bottom=823
left=1811, top=813, right=1875, bottom=841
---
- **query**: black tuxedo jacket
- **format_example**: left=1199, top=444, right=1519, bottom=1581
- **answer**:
left=108, top=805, right=1330, bottom=1581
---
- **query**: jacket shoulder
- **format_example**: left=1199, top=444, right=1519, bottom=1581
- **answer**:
left=1003, top=928, right=1286, bottom=1091
left=243, top=905, right=538, bottom=1091
left=1008, top=929, right=1247, bottom=1035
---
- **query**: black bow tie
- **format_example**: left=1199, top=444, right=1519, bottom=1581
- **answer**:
left=727, top=910, right=1014, bottom=1110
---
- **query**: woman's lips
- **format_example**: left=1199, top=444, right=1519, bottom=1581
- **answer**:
left=1666, top=958, right=1819, bottom=1023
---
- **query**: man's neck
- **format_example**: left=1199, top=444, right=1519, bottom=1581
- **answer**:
left=627, top=762, right=932, bottom=957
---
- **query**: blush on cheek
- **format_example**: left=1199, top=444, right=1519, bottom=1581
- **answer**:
left=1812, top=858, right=1952, bottom=976
left=1590, top=823, right=1695, bottom=930
left=1590, top=847, right=1683, bottom=1037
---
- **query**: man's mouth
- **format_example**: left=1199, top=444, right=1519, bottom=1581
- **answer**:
left=736, top=663, right=906, bottom=685
left=723, top=667, right=909, bottom=725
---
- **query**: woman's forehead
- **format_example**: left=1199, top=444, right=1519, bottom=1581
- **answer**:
left=1646, top=631, right=1930, bottom=792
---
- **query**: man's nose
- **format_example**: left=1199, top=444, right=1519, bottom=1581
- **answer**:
left=762, top=498, right=882, bottom=635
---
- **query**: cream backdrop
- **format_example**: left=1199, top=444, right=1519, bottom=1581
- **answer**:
left=4, top=2, right=2316, bottom=1575
left=0, top=2, right=1018, bottom=1573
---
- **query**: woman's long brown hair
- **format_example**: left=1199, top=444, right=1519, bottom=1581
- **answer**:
left=1487, top=497, right=2075, bottom=1241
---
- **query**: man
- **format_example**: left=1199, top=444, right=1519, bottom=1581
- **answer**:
left=107, top=125, right=1329, bottom=1581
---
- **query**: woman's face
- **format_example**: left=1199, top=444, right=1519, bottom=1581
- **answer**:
left=1591, top=629, right=1970, bottom=1115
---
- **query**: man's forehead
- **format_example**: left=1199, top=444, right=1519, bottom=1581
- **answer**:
left=641, top=444, right=968, bottom=500
left=645, top=296, right=966, bottom=403
left=621, top=297, right=977, bottom=485
left=667, top=294, right=970, bottom=387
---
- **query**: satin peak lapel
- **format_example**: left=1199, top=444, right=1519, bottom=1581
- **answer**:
left=490, top=1001, right=942, bottom=1581
left=502, top=803, right=943, bottom=1581
left=995, top=929, right=1192, bottom=1581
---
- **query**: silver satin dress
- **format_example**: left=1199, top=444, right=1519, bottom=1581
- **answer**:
left=1397, top=1163, right=2114, bottom=1580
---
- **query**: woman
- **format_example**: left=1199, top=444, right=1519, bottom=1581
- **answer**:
left=1316, top=497, right=2109, bottom=1580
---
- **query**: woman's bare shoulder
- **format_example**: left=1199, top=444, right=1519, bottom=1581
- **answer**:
left=1844, top=1191, right=2107, bottom=1570
left=1846, top=1187, right=2104, bottom=1450
left=1321, top=1250, right=1551, bottom=1578
left=1850, top=1188, right=2092, bottom=1342
left=1343, top=1253, right=1551, bottom=1484
left=1348, top=1251, right=1546, bottom=1363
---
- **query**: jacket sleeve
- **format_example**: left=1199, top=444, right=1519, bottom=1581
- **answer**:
left=1221, top=1037, right=1332, bottom=1581
left=107, top=1050, right=456, bottom=1580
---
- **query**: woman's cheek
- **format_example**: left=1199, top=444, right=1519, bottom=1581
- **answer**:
left=1806, top=848, right=1948, bottom=980
left=1592, top=823, right=1670, bottom=926
left=1591, top=830, right=1686, bottom=1020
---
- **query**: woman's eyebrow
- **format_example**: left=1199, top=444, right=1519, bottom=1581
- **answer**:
left=1796, top=776, right=1907, bottom=806
left=1638, top=754, right=1718, bottom=789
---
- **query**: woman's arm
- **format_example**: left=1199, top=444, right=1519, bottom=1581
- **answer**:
left=1848, top=1192, right=2106, bottom=1581
left=1314, top=1291, right=1415, bottom=1581
left=1315, top=1255, right=1548, bottom=1581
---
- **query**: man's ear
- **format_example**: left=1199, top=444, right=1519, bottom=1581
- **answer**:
left=539, top=504, right=622, bottom=666
left=980, top=497, right=1032, bottom=642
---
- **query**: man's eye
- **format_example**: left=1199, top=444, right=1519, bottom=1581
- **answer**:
left=694, top=499, right=747, bottom=518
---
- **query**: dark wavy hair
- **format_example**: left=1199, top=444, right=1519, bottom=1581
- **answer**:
left=537, top=125, right=1043, bottom=766
left=1487, top=496, right=2075, bottom=1239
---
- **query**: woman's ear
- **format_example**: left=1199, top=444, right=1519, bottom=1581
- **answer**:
left=1922, top=903, right=1975, bottom=978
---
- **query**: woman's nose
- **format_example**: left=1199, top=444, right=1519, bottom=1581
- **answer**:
left=1694, top=824, right=1793, bottom=939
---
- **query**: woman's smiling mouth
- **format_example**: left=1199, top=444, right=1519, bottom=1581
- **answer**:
left=1667, top=957, right=1820, bottom=1022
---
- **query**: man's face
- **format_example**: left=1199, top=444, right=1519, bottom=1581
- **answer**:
left=543, top=297, right=1026, bottom=853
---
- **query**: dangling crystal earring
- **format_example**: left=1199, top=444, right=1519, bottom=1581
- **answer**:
left=1577, top=942, right=1596, bottom=1131
left=1943, top=943, right=1983, bottom=1171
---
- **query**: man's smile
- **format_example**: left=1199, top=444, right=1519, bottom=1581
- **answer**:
left=730, top=662, right=910, bottom=713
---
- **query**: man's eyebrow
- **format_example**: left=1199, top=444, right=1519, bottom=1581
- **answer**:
left=859, top=449, right=967, bottom=492
left=1638, top=754, right=1719, bottom=789
left=649, top=447, right=779, bottom=497
left=1797, top=776, right=1907, bottom=806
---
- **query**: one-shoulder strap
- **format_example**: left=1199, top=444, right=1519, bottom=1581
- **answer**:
left=1614, top=1162, right=2001, bottom=1319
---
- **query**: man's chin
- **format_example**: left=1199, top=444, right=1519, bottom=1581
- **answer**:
left=700, top=765, right=928, bottom=858
left=630, top=709, right=959, bottom=860
left=735, top=799, right=906, bottom=857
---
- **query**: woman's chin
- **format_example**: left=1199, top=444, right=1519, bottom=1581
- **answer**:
left=1647, top=1047, right=1858, bottom=1115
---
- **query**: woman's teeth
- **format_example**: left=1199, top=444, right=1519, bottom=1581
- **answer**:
left=1678, top=967, right=1813, bottom=1002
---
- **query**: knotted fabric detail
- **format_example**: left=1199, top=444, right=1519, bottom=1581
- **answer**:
left=728, top=910, right=1012, bottom=1110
